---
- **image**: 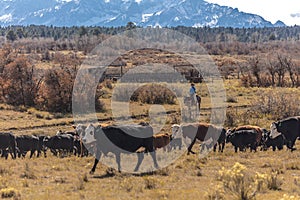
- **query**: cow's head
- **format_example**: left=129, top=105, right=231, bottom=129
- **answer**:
left=83, top=124, right=97, bottom=144
left=270, top=122, right=281, bottom=139
left=171, top=124, right=182, bottom=138
left=225, top=129, right=233, bottom=143
left=73, top=124, right=87, bottom=139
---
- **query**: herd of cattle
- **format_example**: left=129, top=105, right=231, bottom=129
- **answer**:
left=0, top=116, right=299, bottom=174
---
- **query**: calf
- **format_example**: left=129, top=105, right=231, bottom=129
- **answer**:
left=270, top=116, right=300, bottom=151
left=0, top=132, right=16, bottom=159
left=16, top=135, right=40, bottom=158
left=153, top=133, right=172, bottom=151
left=263, top=131, right=285, bottom=151
left=226, top=129, right=258, bottom=152
left=169, top=138, right=182, bottom=150
left=172, top=123, right=225, bottom=155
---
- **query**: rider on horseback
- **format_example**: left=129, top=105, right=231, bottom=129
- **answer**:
left=189, top=83, right=196, bottom=105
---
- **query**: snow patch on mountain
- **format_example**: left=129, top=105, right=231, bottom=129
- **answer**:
left=0, top=13, right=12, bottom=23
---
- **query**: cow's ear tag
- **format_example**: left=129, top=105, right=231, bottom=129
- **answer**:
left=279, top=122, right=282, bottom=127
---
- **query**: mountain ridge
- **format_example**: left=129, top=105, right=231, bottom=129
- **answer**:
left=0, top=0, right=286, bottom=28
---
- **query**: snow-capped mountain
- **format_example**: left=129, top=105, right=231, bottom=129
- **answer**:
left=0, top=0, right=285, bottom=28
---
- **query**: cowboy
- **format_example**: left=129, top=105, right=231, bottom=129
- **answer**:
left=189, top=83, right=196, bottom=104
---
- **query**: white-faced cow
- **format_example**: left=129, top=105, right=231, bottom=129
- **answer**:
left=82, top=124, right=159, bottom=173
left=270, top=116, right=300, bottom=151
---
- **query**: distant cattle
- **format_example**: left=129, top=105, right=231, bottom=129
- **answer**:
left=270, top=116, right=300, bottom=151
left=171, top=123, right=224, bottom=155
left=153, top=133, right=172, bottom=151
left=56, top=130, right=79, bottom=138
left=56, top=130, right=87, bottom=157
left=82, top=124, right=159, bottom=173
left=16, top=135, right=40, bottom=158
left=0, top=132, right=16, bottom=159
left=43, top=135, right=74, bottom=157
left=226, top=129, right=258, bottom=152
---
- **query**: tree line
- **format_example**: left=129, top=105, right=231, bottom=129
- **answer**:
left=1, top=24, right=300, bottom=43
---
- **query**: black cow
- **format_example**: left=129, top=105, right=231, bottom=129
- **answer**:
left=34, top=135, right=47, bottom=157
left=213, top=128, right=227, bottom=152
left=226, top=129, right=258, bottom=152
left=82, top=124, right=159, bottom=174
left=0, top=132, right=16, bottom=159
left=16, top=135, right=40, bottom=158
left=262, top=131, right=285, bottom=151
left=43, top=135, right=74, bottom=157
left=270, top=116, right=300, bottom=151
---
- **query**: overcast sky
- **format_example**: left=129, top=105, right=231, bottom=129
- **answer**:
left=205, top=0, right=300, bottom=26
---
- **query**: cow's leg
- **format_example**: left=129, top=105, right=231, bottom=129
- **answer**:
left=10, top=144, right=16, bottom=159
left=43, top=148, right=47, bottom=158
left=8, top=147, right=16, bottom=159
left=80, top=140, right=84, bottom=157
left=234, top=146, right=238, bottom=153
left=29, top=150, right=35, bottom=158
left=36, top=150, right=41, bottom=158
left=287, top=140, right=296, bottom=151
left=134, top=152, right=144, bottom=172
left=213, top=143, right=217, bottom=152
left=272, top=146, right=276, bottom=151
left=115, top=153, right=122, bottom=172
left=90, top=150, right=101, bottom=174
left=220, top=142, right=225, bottom=152
left=149, top=151, right=159, bottom=170
left=187, top=138, right=197, bottom=155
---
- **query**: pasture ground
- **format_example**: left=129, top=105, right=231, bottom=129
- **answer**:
left=0, top=79, right=300, bottom=200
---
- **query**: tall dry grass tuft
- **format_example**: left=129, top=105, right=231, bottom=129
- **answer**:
left=20, top=163, right=36, bottom=179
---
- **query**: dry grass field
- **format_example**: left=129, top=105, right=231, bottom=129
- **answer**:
left=0, top=78, right=300, bottom=200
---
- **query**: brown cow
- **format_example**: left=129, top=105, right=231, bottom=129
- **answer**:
left=172, top=123, right=224, bottom=155
left=153, top=133, right=172, bottom=151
